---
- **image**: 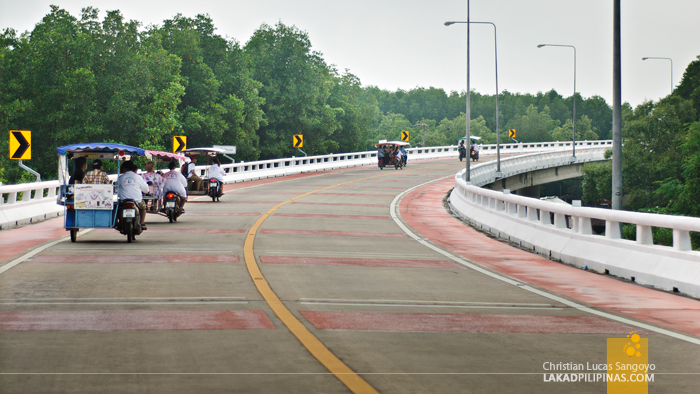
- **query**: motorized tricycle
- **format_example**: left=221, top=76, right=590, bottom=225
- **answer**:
left=56, top=143, right=147, bottom=243
left=376, top=141, right=410, bottom=170
left=181, top=147, right=227, bottom=201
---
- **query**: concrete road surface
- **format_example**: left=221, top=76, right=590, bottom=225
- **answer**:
left=1, top=156, right=699, bottom=393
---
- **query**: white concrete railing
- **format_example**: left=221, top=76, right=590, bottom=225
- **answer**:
left=0, top=140, right=609, bottom=230
left=449, top=148, right=700, bottom=298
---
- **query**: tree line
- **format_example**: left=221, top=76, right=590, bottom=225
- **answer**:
left=1, top=6, right=611, bottom=184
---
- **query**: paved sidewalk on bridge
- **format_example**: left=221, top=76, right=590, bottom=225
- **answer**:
left=400, top=177, right=700, bottom=337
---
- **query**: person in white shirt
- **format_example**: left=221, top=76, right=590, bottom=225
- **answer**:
left=207, top=158, right=226, bottom=198
left=208, top=158, right=226, bottom=185
left=394, top=148, right=403, bottom=164
left=183, top=155, right=202, bottom=191
left=116, top=160, right=149, bottom=229
left=163, top=161, right=188, bottom=212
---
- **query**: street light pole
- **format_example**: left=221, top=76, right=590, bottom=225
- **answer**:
left=642, top=57, right=673, bottom=94
left=612, top=0, right=623, bottom=211
left=412, top=123, right=428, bottom=147
left=537, top=43, right=577, bottom=158
left=445, top=20, right=500, bottom=174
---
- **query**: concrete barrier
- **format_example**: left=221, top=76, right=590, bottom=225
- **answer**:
left=448, top=147, right=700, bottom=298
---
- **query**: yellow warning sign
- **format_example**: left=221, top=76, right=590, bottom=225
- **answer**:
left=9, top=130, right=31, bottom=160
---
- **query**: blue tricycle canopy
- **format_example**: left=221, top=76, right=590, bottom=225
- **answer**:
left=56, top=142, right=146, bottom=156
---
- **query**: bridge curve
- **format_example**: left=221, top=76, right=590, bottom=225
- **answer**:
left=1, top=146, right=700, bottom=393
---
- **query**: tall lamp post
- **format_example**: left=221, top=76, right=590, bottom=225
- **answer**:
left=445, top=20, right=500, bottom=174
left=641, top=57, right=673, bottom=94
left=537, top=43, right=577, bottom=158
left=444, top=1, right=472, bottom=181
left=412, top=123, right=427, bottom=147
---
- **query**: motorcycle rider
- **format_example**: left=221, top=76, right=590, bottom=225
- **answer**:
left=458, top=140, right=466, bottom=161
left=163, top=161, right=188, bottom=213
left=207, top=158, right=226, bottom=197
left=116, top=160, right=149, bottom=230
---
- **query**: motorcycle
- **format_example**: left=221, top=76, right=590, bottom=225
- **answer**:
left=471, top=149, right=479, bottom=162
left=117, top=199, right=143, bottom=243
left=163, top=192, right=183, bottom=223
left=458, top=147, right=467, bottom=161
left=205, top=178, right=223, bottom=202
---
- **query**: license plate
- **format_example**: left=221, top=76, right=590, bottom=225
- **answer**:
left=166, top=202, right=175, bottom=208
left=210, top=183, right=217, bottom=187
left=123, top=209, right=136, bottom=218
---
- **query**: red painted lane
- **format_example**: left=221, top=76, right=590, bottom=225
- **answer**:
left=401, top=178, right=700, bottom=336
left=313, top=192, right=396, bottom=197
left=187, top=200, right=284, bottom=204
left=297, top=185, right=409, bottom=190
left=364, top=179, right=426, bottom=183
left=260, top=256, right=462, bottom=269
left=95, top=229, right=245, bottom=234
left=300, top=311, right=640, bottom=334
left=259, top=229, right=407, bottom=238
left=193, top=212, right=261, bottom=216
left=0, top=310, right=275, bottom=331
left=220, top=171, right=334, bottom=192
left=272, top=213, right=389, bottom=220
left=29, top=255, right=239, bottom=264
left=291, top=202, right=387, bottom=208
left=0, top=219, right=67, bottom=263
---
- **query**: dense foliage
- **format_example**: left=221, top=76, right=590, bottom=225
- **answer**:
left=1, top=6, right=613, bottom=184
left=580, top=54, right=700, bottom=239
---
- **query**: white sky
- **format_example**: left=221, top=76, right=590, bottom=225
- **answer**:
left=2, top=0, right=700, bottom=108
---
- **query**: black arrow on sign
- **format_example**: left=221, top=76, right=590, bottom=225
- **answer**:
left=402, top=131, right=409, bottom=141
left=174, top=136, right=186, bottom=152
left=11, top=131, right=30, bottom=159
left=294, top=135, right=303, bottom=148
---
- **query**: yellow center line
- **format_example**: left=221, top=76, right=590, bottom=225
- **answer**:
left=243, top=163, right=455, bottom=394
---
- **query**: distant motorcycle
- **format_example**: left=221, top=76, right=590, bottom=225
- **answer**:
left=459, top=147, right=467, bottom=161
left=471, top=149, right=479, bottom=162
left=162, top=192, right=183, bottom=223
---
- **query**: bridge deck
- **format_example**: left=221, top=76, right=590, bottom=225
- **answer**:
left=1, top=156, right=698, bottom=393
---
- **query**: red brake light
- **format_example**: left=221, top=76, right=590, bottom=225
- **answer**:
left=167, top=193, right=174, bottom=198
left=124, top=202, right=135, bottom=209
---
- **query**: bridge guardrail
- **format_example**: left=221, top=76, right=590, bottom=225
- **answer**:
left=448, top=145, right=700, bottom=298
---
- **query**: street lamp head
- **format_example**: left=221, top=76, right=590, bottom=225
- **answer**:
left=537, top=44, right=546, bottom=48
left=444, top=21, right=456, bottom=26
left=642, top=57, right=649, bottom=60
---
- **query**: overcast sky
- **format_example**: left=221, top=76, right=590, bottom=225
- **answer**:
left=2, top=0, right=699, bottom=108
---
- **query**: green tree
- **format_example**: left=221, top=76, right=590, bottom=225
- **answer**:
left=622, top=96, right=695, bottom=210
left=505, top=105, right=558, bottom=142
left=550, top=115, right=598, bottom=142
left=437, top=114, right=495, bottom=145
left=581, top=159, right=612, bottom=207
left=327, top=71, right=378, bottom=153
left=246, top=22, right=341, bottom=158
